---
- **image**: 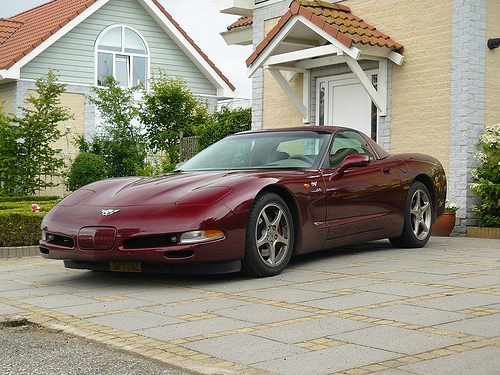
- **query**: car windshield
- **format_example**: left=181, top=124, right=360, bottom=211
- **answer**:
left=180, top=131, right=330, bottom=171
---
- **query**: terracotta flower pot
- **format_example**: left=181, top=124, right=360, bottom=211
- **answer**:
left=432, top=212, right=456, bottom=236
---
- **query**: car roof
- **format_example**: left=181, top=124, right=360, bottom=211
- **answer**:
left=237, top=126, right=349, bottom=135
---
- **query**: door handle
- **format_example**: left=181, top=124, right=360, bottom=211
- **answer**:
left=382, top=167, right=392, bottom=174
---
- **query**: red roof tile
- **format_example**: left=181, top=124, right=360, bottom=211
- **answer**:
left=0, top=0, right=97, bottom=70
left=0, top=0, right=235, bottom=92
left=247, top=0, right=403, bottom=67
left=0, top=19, right=24, bottom=45
left=227, top=16, right=253, bottom=31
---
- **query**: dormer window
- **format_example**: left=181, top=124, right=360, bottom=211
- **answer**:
left=96, top=26, right=149, bottom=88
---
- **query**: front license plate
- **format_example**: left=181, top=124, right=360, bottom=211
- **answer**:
left=109, top=261, right=142, bottom=273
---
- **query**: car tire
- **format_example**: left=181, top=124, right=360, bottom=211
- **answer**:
left=242, top=192, right=294, bottom=277
left=389, top=181, right=433, bottom=248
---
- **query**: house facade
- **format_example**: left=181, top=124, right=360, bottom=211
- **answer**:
left=217, top=0, right=500, bottom=234
left=0, top=0, right=235, bottom=195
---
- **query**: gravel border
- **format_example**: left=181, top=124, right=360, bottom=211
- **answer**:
left=0, top=319, right=198, bottom=375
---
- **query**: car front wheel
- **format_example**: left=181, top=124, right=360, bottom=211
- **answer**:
left=390, top=181, right=433, bottom=248
left=242, top=192, right=294, bottom=277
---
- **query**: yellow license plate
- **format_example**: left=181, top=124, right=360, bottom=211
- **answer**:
left=109, top=261, right=142, bottom=273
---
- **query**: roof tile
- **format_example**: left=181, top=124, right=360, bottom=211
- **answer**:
left=0, top=0, right=97, bottom=70
left=278, top=10, right=293, bottom=28
left=311, top=14, right=325, bottom=30
left=0, top=19, right=24, bottom=45
left=227, top=16, right=252, bottom=31
left=247, top=0, right=403, bottom=67
left=298, top=6, right=313, bottom=21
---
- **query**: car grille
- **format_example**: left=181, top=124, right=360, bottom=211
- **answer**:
left=122, top=235, right=178, bottom=249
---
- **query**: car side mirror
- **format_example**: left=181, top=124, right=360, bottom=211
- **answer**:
left=329, top=154, right=370, bottom=181
left=338, top=154, right=370, bottom=174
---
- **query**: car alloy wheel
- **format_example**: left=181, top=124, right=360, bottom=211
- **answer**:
left=410, top=187, right=432, bottom=240
left=389, top=181, right=433, bottom=248
left=243, top=192, right=294, bottom=277
left=255, top=202, right=291, bottom=267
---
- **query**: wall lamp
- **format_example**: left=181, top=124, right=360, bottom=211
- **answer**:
left=487, top=38, right=500, bottom=50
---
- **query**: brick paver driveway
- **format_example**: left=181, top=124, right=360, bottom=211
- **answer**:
left=1, top=236, right=499, bottom=374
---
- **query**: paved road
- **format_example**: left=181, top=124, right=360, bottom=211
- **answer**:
left=1, top=236, right=499, bottom=375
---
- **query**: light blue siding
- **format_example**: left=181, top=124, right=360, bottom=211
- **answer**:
left=21, top=0, right=217, bottom=96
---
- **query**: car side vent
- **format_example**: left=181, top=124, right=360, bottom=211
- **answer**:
left=46, top=234, right=74, bottom=248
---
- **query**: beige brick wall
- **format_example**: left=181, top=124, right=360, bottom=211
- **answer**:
left=52, top=92, right=85, bottom=154
left=0, top=89, right=14, bottom=115
left=346, top=0, right=453, bottom=173
left=485, top=0, right=500, bottom=124
left=26, top=90, right=85, bottom=154
left=27, top=90, right=85, bottom=196
left=263, top=70, right=304, bottom=129
left=263, top=18, right=304, bottom=129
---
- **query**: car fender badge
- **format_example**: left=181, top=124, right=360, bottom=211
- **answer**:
left=102, top=209, right=120, bottom=216
left=303, top=181, right=318, bottom=189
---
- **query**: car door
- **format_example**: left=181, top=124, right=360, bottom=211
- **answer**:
left=322, top=131, right=403, bottom=240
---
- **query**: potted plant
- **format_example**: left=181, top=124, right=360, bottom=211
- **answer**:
left=433, top=201, right=458, bottom=236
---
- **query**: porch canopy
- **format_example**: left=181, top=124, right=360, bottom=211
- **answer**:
left=246, top=0, right=404, bottom=119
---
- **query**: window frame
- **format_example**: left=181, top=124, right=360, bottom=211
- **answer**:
left=328, top=130, right=377, bottom=169
left=95, top=25, right=150, bottom=89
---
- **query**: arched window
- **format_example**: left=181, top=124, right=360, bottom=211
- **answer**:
left=96, top=26, right=149, bottom=88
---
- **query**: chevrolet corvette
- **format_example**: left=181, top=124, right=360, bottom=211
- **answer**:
left=40, top=127, right=447, bottom=277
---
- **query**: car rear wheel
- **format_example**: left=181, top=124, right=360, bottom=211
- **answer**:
left=242, top=192, right=294, bottom=277
left=389, top=181, right=433, bottom=248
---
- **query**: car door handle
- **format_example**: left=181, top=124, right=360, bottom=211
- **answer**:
left=382, top=167, right=393, bottom=174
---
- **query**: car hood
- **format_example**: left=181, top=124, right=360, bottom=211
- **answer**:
left=59, top=171, right=278, bottom=208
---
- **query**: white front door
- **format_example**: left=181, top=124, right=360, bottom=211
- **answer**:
left=318, top=74, right=377, bottom=139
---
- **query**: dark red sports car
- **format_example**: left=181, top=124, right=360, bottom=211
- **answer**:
left=40, top=127, right=447, bottom=277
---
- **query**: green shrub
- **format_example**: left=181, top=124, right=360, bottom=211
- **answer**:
left=471, top=124, right=500, bottom=227
left=0, top=197, right=59, bottom=247
left=0, top=212, right=45, bottom=247
left=0, top=196, right=59, bottom=203
left=68, top=152, right=106, bottom=191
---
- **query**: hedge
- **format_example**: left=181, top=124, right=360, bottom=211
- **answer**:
left=0, top=197, right=59, bottom=247
left=0, top=196, right=59, bottom=203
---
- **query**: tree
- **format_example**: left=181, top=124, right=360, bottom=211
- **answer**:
left=0, top=105, right=20, bottom=195
left=196, top=107, right=252, bottom=150
left=139, top=74, right=210, bottom=166
left=68, top=152, right=106, bottom=191
left=79, top=75, right=146, bottom=178
left=10, top=70, right=72, bottom=195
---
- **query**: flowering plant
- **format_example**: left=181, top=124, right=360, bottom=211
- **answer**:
left=444, top=201, right=459, bottom=213
left=31, top=204, right=40, bottom=213
left=470, top=123, right=500, bottom=227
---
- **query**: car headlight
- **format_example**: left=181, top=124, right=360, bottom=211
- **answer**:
left=179, top=230, right=224, bottom=244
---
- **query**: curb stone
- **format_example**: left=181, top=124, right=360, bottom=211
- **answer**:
left=0, top=245, right=39, bottom=258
